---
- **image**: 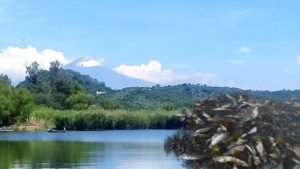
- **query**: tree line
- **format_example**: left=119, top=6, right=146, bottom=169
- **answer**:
left=0, top=61, right=120, bottom=126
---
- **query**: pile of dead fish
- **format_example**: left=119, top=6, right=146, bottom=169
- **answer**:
left=164, top=93, right=300, bottom=169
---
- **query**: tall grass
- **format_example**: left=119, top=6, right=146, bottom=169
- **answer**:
left=30, top=107, right=182, bottom=130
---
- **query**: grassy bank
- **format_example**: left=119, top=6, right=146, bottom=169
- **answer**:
left=20, top=107, right=182, bottom=131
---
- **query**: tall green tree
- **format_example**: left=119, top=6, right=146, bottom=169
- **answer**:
left=49, top=60, right=62, bottom=74
left=0, top=78, right=13, bottom=125
left=66, top=93, right=93, bottom=110
left=0, top=74, right=11, bottom=86
left=0, top=75, right=33, bottom=125
left=97, top=97, right=121, bottom=110
left=25, top=61, right=41, bottom=84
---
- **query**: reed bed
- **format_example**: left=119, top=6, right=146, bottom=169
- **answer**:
left=30, top=107, right=182, bottom=130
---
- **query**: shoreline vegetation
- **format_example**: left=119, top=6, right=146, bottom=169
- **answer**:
left=1, top=60, right=300, bottom=132
left=12, top=107, right=182, bottom=131
left=0, top=61, right=184, bottom=131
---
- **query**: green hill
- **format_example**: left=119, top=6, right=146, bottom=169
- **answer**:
left=18, top=62, right=300, bottom=110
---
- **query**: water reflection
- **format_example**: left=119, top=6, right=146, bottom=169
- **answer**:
left=0, top=130, right=183, bottom=169
left=0, top=141, right=98, bottom=169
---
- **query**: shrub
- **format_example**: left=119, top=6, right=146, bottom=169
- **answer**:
left=66, top=93, right=93, bottom=110
left=30, top=107, right=183, bottom=130
left=0, top=77, right=34, bottom=125
left=162, top=102, right=175, bottom=111
left=97, top=97, right=121, bottom=110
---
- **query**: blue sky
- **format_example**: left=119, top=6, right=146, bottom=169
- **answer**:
left=0, top=0, right=300, bottom=90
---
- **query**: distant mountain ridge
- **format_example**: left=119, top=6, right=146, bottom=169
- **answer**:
left=109, top=83, right=300, bottom=110
left=64, top=58, right=155, bottom=89
left=63, top=58, right=300, bottom=110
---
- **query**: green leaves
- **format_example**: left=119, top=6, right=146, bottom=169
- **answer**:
left=66, top=93, right=93, bottom=110
left=97, top=97, right=121, bottom=110
left=0, top=76, right=34, bottom=125
left=25, top=61, right=41, bottom=84
left=12, top=87, right=34, bottom=121
left=0, top=74, right=11, bottom=86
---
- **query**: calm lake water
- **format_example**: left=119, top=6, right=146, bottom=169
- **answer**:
left=0, top=130, right=184, bottom=169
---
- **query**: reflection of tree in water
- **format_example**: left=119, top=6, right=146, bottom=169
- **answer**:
left=164, top=93, right=300, bottom=169
left=0, top=141, right=105, bottom=169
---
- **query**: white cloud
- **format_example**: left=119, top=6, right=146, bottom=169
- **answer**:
left=0, top=46, right=69, bottom=83
left=226, top=60, right=245, bottom=65
left=238, top=46, right=252, bottom=53
left=297, top=56, right=300, bottom=63
left=113, top=60, right=217, bottom=85
left=114, top=60, right=173, bottom=83
left=77, top=58, right=104, bottom=67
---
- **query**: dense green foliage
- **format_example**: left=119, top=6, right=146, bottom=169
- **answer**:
left=19, top=61, right=105, bottom=110
left=31, top=107, right=182, bottom=130
left=20, top=61, right=300, bottom=111
left=0, top=74, right=34, bottom=125
left=96, top=96, right=121, bottom=110
left=111, top=85, right=197, bottom=110
left=66, top=93, right=93, bottom=110
left=20, top=61, right=72, bottom=109
left=110, top=84, right=300, bottom=110
left=65, top=69, right=112, bottom=95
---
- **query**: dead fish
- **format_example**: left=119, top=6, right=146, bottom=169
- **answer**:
left=256, top=142, right=267, bottom=162
left=238, top=103, right=249, bottom=109
left=241, top=114, right=252, bottom=123
left=243, top=101, right=262, bottom=108
left=225, top=115, right=240, bottom=119
left=248, top=127, right=257, bottom=134
left=193, top=133, right=207, bottom=137
left=212, top=107, right=228, bottom=111
left=186, top=111, right=193, bottom=118
left=213, top=156, right=248, bottom=167
left=241, top=133, right=247, bottom=138
left=269, top=137, right=276, bottom=147
left=264, top=100, right=270, bottom=105
left=252, top=107, right=258, bottom=119
left=182, top=154, right=204, bottom=160
left=246, top=144, right=257, bottom=156
left=217, top=124, right=227, bottom=132
left=176, top=113, right=186, bottom=117
left=193, top=119, right=200, bottom=124
left=194, top=118, right=206, bottom=125
left=226, top=94, right=237, bottom=105
left=238, top=95, right=244, bottom=102
left=292, top=158, right=300, bottom=164
left=269, top=153, right=279, bottom=159
left=228, top=138, right=246, bottom=149
left=209, top=132, right=228, bottom=148
left=241, top=127, right=257, bottom=138
left=246, top=144, right=261, bottom=166
left=212, top=104, right=231, bottom=111
left=225, top=145, right=245, bottom=155
left=202, top=112, right=211, bottom=119
left=195, top=127, right=213, bottom=134
left=242, top=101, right=256, bottom=107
